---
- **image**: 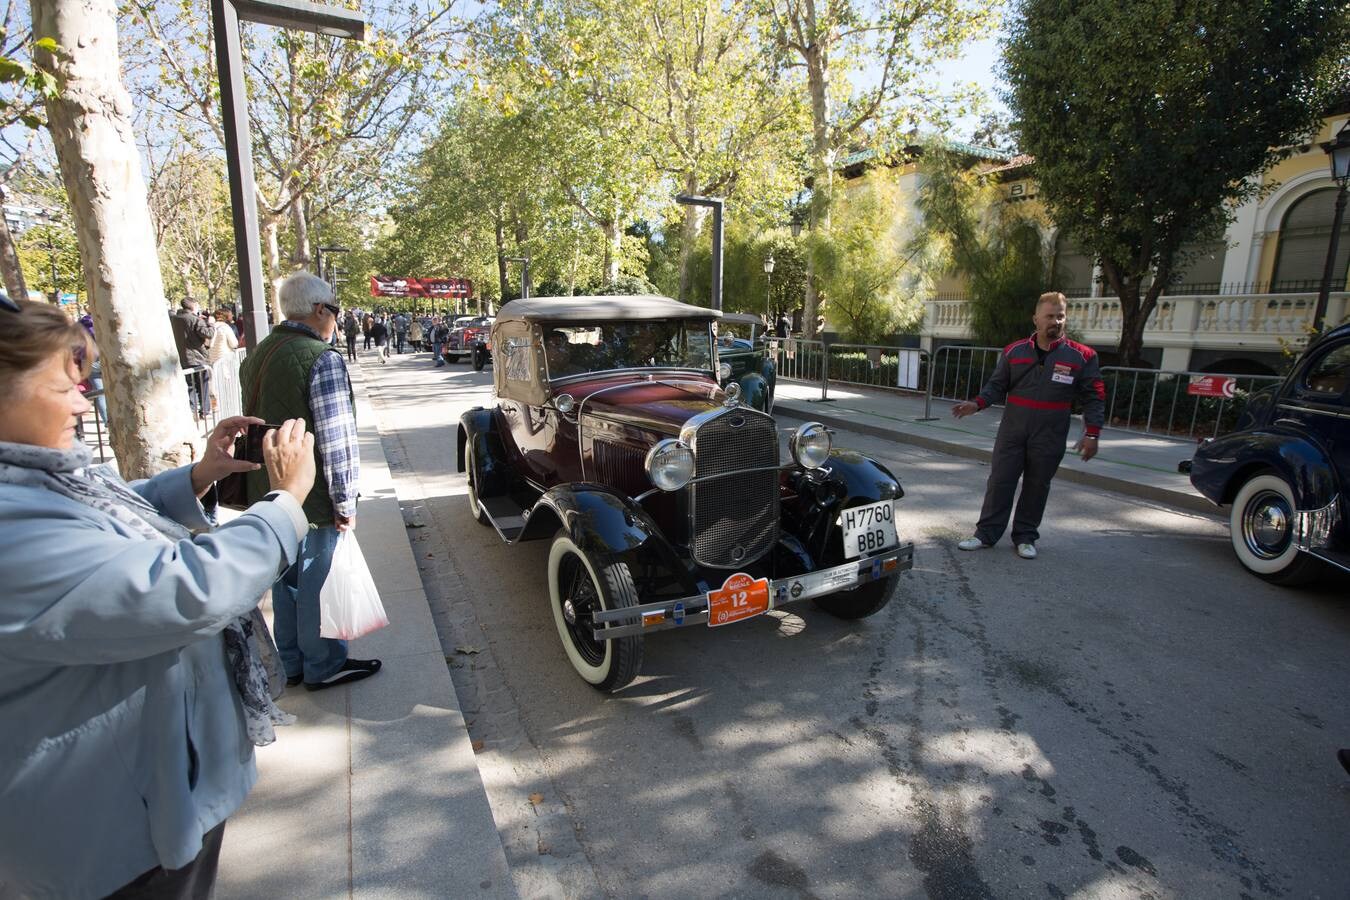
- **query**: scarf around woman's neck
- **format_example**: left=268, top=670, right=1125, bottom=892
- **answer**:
left=0, top=440, right=293, bottom=745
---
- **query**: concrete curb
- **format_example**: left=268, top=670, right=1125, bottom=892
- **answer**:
left=217, top=362, right=515, bottom=899
left=775, top=399, right=1217, bottom=516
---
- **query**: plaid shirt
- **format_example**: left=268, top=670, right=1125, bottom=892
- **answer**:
left=278, top=322, right=359, bottom=518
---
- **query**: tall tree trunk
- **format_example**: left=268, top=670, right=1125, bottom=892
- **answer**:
left=263, top=216, right=283, bottom=319
left=493, top=212, right=508, bottom=303
left=289, top=186, right=310, bottom=267
left=602, top=213, right=622, bottom=285
left=0, top=201, right=29, bottom=300
left=33, top=0, right=198, bottom=478
left=513, top=219, right=531, bottom=298
left=803, top=43, right=833, bottom=340
left=1103, top=260, right=1152, bottom=367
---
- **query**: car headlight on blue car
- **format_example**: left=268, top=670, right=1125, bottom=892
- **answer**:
left=645, top=439, right=695, bottom=491
left=790, top=422, right=832, bottom=469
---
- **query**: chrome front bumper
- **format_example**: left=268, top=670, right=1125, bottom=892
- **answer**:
left=591, top=543, right=914, bottom=640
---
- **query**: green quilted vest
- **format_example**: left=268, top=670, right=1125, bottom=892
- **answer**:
left=239, top=327, right=353, bottom=526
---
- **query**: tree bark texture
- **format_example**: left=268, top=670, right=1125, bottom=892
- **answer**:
left=802, top=27, right=832, bottom=340
left=0, top=204, right=29, bottom=300
left=33, top=0, right=199, bottom=479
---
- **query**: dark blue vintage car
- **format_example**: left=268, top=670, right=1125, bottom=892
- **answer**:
left=1188, top=322, right=1350, bottom=584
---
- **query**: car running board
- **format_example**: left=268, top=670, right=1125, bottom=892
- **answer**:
left=480, top=495, right=528, bottom=543
left=1310, top=548, right=1350, bottom=574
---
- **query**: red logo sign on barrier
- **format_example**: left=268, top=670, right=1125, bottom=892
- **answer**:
left=1187, top=375, right=1236, bottom=399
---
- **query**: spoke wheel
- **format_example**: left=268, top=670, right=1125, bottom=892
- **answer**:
left=1228, top=472, right=1324, bottom=586
left=547, top=531, right=643, bottom=691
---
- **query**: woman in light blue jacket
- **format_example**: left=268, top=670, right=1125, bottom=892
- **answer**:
left=0, top=298, right=318, bottom=899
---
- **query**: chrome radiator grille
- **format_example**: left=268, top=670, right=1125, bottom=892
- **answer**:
left=690, top=409, right=779, bottom=568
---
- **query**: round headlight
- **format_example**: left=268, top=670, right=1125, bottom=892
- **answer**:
left=790, top=422, right=832, bottom=469
left=718, top=361, right=732, bottom=381
left=645, top=439, right=695, bottom=491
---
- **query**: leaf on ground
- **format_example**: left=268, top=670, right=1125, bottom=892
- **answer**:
left=528, top=792, right=544, bottom=806
left=471, top=739, right=485, bottom=752
left=455, top=645, right=482, bottom=655
left=425, top=552, right=435, bottom=558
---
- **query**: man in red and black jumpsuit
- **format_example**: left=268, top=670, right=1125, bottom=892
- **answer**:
left=951, top=292, right=1106, bottom=559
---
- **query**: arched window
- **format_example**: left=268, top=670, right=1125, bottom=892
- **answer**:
left=1271, top=187, right=1350, bottom=292
left=1052, top=232, right=1093, bottom=297
left=1168, top=239, right=1226, bottom=293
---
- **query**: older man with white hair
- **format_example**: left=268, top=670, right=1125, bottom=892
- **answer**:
left=239, top=272, right=382, bottom=691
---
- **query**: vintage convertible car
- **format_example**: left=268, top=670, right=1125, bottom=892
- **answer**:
left=443, top=315, right=493, bottom=363
left=1187, top=322, right=1350, bottom=584
left=716, top=311, right=776, bottom=412
left=457, top=295, right=914, bottom=691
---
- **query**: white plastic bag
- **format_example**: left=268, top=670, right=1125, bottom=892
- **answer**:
left=319, top=533, right=389, bottom=640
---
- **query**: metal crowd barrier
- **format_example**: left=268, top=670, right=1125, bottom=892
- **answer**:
left=75, top=389, right=113, bottom=464
left=775, top=338, right=933, bottom=419
left=1100, top=366, right=1282, bottom=441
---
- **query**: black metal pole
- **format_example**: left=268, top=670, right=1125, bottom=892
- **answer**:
left=675, top=194, right=724, bottom=311
left=1314, top=181, right=1347, bottom=335
left=212, top=0, right=268, bottom=348
left=47, top=230, right=58, bottom=304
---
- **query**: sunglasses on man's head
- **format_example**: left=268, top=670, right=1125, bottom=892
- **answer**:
left=317, top=301, right=340, bottom=317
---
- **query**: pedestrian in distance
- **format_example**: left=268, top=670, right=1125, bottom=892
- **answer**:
left=393, top=311, right=409, bottom=355
left=0, top=295, right=320, bottom=899
left=950, top=291, right=1106, bottom=559
left=342, top=309, right=359, bottom=362
left=169, top=296, right=213, bottom=421
left=409, top=316, right=423, bottom=352
left=431, top=316, right=450, bottom=367
left=362, top=311, right=373, bottom=349
left=239, top=272, right=383, bottom=691
left=370, top=315, right=390, bottom=364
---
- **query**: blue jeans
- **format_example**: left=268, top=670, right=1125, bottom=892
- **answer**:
left=432, top=340, right=444, bottom=365
left=272, top=525, right=348, bottom=682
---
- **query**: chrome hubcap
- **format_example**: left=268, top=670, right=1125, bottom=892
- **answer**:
left=563, top=599, right=577, bottom=625
left=1243, top=490, right=1292, bottom=560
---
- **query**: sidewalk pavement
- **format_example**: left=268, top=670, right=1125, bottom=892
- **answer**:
left=773, top=379, right=1215, bottom=516
left=217, top=361, right=516, bottom=899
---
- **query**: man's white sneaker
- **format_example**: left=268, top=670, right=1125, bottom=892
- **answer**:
left=957, top=537, right=990, bottom=551
left=1016, top=543, right=1037, bottom=559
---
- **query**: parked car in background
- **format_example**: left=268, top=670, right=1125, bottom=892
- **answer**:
left=443, top=315, right=494, bottom=363
left=716, top=311, right=776, bottom=412
left=1187, top=322, right=1350, bottom=584
left=457, top=295, right=914, bottom=691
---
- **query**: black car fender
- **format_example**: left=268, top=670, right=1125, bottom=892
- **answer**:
left=516, top=483, right=659, bottom=557
left=819, top=449, right=904, bottom=504
left=736, top=372, right=772, bottom=413
left=1191, top=430, right=1339, bottom=508
left=457, top=408, right=513, bottom=500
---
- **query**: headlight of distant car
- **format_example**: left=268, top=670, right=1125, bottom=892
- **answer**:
left=718, top=361, right=732, bottom=380
left=645, top=439, right=695, bottom=491
left=789, top=422, right=831, bottom=469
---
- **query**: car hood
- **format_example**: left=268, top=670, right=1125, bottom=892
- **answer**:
left=569, top=374, right=723, bottom=435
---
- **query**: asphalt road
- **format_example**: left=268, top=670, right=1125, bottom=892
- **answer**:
left=360, top=349, right=1350, bottom=900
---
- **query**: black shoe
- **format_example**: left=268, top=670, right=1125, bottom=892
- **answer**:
left=1339, top=748, right=1350, bottom=776
left=286, top=673, right=303, bottom=687
left=304, top=658, right=382, bottom=691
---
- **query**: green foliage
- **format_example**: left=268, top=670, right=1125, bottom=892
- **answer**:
left=677, top=223, right=808, bottom=319
left=913, top=143, right=1050, bottom=345
left=810, top=179, right=923, bottom=343
left=1004, top=0, right=1350, bottom=362
left=588, top=273, right=658, bottom=296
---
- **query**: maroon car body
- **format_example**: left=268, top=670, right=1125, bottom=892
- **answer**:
left=456, top=295, right=914, bottom=691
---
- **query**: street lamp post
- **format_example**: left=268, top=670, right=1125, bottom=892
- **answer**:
left=316, top=244, right=349, bottom=286
left=1314, top=120, right=1350, bottom=334
left=505, top=256, right=530, bottom=300
left=763, top=253, right=775, bottom=326
left=212, top=0, right=365, bottom=348
left=676, top=194, right=724, bottom=311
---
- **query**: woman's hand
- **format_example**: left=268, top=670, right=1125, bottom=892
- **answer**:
left=263, top=418, right=316, bottom=505
left=190, top=415, right=264, bottom=496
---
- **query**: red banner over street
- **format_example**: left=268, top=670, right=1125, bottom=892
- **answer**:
left=369, top=275, right=474, bottom=298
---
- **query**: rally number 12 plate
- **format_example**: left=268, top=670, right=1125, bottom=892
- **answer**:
left=841, top=500, right=898, bottom=559
left=707, top=573, right=770, bottom=627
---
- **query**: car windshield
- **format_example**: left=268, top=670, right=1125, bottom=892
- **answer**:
left=542, top=319, right=714, bottom=380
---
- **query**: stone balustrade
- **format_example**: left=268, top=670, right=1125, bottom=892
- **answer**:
left=924, top=292, right=1349, bottom=367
